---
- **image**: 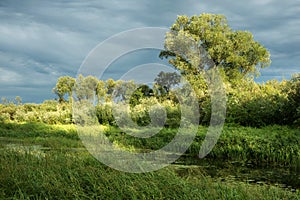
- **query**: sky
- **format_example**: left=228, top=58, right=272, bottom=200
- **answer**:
left=0, top=0, right=299, bottom=103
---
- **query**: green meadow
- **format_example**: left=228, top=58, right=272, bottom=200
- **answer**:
left=0, top=122, right=299, bottom=199
left=1, top=13, right=300, bottom=199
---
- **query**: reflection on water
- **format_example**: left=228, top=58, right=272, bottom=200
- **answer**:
left=174, top=157, right=299, bottom=191
left=2, top=142, right=299, bottom=191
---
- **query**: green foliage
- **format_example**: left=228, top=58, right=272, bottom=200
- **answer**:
left=52, top=76, right=75, bottom=102
left=0, top=112, right=10, bottom=123
left=0, top=122, right=78, bottom=140
left=160, top=14, right=271, bottom=80
left=72, top=100, right=98, bottom=126
left=96, top=79, right=107, bottom=103
left=0, top=103, right=17, bottom=121
left=219, top=75, right=300, bottom=127
left=2, top=72, right=300, bottom=127
left=163, top=101, right=181, bottom=128
left=0, top=123, right=299, bottom=199
left=101, top=125, right=300, bottom=169
left=74, top=75, right=98, bottom=101
left=225, top=78, right=288, bottom=127
left=1, top=13, right=299, bottom=199
left=15, top=96, right=22, bottom=105
left=154, top=71, right=181, bottom=96
left=113, top=80, right=136, bottom=102
left=0, top=148, right=297, bottom=199
left=93, top=99, right=174, bottom=128
left=195, top=125, right=300, bottom=168
left=0, top=101, right=72, bottom=125
left=95, top=103, right=115, bottom=125
left=284, top=74, right=300, bottom=125
left=129, top=84, right=153, bottom=106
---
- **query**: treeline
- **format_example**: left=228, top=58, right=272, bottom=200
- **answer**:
left=0, top=100, right=72, bottom=125
left=0, top=72, right=299, bottom=127
left=1, top=14, right=299, bottom=128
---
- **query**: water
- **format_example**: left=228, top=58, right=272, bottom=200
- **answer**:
left=174, top=157, right=300, bottom=191
left=2, top=142, right=299, bottom=191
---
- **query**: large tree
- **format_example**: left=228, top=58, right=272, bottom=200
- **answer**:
left=160, top=14, right=271, bottom=80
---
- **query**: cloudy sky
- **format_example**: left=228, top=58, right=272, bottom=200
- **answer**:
left=0, top=0, right=299, bottom=103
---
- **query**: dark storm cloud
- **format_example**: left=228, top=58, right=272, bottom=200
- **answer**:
left=0, top=0, right=299, bottom=102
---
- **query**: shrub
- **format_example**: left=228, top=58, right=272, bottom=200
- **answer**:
left=0, top=112, right=10, bottom=122
left=95, top=103, right=115, bottom=125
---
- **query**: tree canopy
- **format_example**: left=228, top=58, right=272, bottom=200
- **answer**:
left=52, top=76, right=75, bottom=102
left=160, top=14, right=271, bottom=80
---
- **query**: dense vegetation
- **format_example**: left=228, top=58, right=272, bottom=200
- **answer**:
left=0, top=14, right=299, bottom=199
left=1, top=73, right=299, bottom=128
left=0, top=123, right=299, bottom=199
left=1, top=14, right=299, bottom=128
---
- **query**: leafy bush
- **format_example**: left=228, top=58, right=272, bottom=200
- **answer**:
left=284, top=74, right=300, bottom=126
left=0, top=103, right=17, bottom=120
left=225, top=78, right=289, bottom=127
left=0, top=112, right=10, bottom=122
left=95, top=103, right=115, bottom=125
left=2, top=101, right=73, bottom=125
left=1, top=73, right=299, bottom=127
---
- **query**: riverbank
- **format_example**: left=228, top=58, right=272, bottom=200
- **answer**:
left=0, top=122, right=299, bottom=199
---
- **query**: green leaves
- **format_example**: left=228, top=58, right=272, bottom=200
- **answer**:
left=74, top=75, right=98, bottom=101
left=52, top=76, right=75, bottom=102
left=162, top=13, right=271, bottom=81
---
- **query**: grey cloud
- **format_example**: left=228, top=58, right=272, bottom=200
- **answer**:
left=0, top=0, right=299, bottom=102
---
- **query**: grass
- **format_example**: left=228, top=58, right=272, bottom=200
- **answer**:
left=193, top=125, right=300, bottom=168
left=101, top=125, right=300, bottom=168
left=0, top=122, right=80, bottom=149
left=1, top=122, right=299, bottom=167
left=0, top=122, right=299, bottom=199
left=0, top=147, right=299, bottom=199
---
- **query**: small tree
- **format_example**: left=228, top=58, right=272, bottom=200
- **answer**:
left=53, top=76, right=75, bottom=102
left=154, top=71, right=181, bottom=94
left=15, top=96, right=22, bottom=105
left=74, top=75, right=98, bottom=101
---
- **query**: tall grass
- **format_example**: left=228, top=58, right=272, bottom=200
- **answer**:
left=103, top=125, right=300, bottom=168
left=0, top=148, right=298, bottom=199
left=1, top=122, right=299, bottom=168
left=0, top=122, right=299, bottom=199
